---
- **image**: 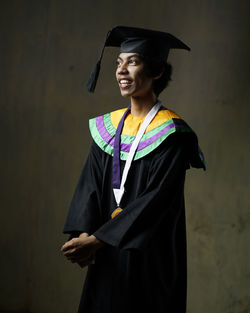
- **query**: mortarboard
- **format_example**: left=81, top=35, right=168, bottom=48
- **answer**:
left=87, top=25, right=191, bottom=93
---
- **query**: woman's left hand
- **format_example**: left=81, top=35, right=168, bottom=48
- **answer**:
left=61, top=235, right=104, bottom=267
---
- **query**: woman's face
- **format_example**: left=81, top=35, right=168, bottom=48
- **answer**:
left=116, top=53, right=154, bottom=99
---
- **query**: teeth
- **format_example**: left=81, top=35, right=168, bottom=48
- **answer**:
left=120, top=80, right=131, bottom=84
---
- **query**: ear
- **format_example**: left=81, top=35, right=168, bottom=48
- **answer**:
left=153, top=71, right=164, bottom=80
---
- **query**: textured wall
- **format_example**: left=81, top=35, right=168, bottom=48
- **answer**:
left=0, top=1, right=249, bottom=313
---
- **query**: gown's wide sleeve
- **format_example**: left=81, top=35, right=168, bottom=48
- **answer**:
left=63, top=142, right=103, bottom=236
left=93, top=134, right=189, bottom=250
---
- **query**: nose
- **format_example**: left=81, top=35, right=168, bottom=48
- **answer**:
left=117, top=63, right=129, bottom=75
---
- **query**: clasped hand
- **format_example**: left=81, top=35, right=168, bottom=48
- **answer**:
left=61, top=233, right=103, bottom=268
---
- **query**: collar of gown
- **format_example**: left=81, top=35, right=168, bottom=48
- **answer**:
left=89, top=106, right=206, bottom=170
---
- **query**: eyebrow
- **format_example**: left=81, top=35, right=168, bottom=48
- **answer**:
left=117, top=54, right=140, bottom=61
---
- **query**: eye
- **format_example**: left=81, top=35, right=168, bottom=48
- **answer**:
left=116, top=60, right=122, bottom=67
left=129, top=59, right=137, bottom=65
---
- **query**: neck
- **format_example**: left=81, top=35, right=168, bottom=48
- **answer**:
left=130, top=93, right=157, bottom=117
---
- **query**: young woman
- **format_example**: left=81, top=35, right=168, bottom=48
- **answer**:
left=61, top=26, right=205, bottom=313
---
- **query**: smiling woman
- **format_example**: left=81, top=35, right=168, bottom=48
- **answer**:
left=62, top=26, right=205, bottom=313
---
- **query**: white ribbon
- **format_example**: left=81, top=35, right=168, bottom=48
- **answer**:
left=113, top=101, right=162, bottom=207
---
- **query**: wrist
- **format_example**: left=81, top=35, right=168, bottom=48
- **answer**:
left=89, top=235, right=105, bottom=248
left=79, top=232, right=89, bottom=238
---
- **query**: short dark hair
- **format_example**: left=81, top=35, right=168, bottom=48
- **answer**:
left=140, top=55, right=172, bottom=96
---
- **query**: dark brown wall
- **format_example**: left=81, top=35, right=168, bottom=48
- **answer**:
left=0, top=1, right=249, bottom=312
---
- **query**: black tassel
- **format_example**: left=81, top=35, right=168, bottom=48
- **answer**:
left=86, top=59, right=101, bottom=93
left=86, top=30, right=111, bottom=93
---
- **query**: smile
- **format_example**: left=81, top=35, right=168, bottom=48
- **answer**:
left=119, top=79, right=133, bottom=89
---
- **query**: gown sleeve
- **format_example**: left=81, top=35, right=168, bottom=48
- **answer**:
left=93, top=134, right=190, bottom=250
left=63, top=141, right=104, bottom=236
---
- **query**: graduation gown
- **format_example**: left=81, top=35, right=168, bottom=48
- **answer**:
left=63, top=106, right=205, bottom=313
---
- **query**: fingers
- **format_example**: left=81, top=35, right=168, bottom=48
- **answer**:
left=77, top=260, right=92, bottom=268
left=66, top=251, right=92, bottom=262
left=61, top=233, right=89, bottom=252
left=63, top=245, right=90, bottom=258
left=63, top=248, right=77, bottom=258
left=64, top=247, right=93, bottom=261
left=78, top=254, right=96, bottom=268
left=61, top=238, right=76, bottom=252
left=74, top=254, right=94, bottom=266
left=67, top=251, right=96, bottom=265
left=61, top=237, right=82, bottom=252
left=61, top=236, right=97, bottom=267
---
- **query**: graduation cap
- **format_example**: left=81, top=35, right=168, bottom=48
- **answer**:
left=87, top=25, right=191, bottom=93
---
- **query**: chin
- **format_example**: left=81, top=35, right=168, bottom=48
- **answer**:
left=120, top=93, right=131, bottom=98
left=120, top=89, right=133, bottom=98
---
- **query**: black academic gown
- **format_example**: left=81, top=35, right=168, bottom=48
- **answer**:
left=63, top=132, right=203, bottom=313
